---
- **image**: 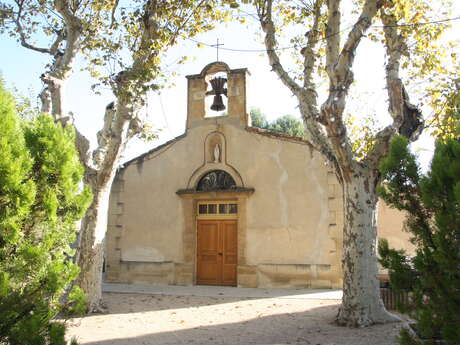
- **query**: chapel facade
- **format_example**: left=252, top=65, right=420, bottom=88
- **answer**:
left=105, top=61, right=409, bottom=289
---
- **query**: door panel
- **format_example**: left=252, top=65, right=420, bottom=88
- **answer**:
left=221, top=221, right=237, bottom=285
left=197, top=220, right=237, bottom=286
left=197, top=222, right=220, bottom=285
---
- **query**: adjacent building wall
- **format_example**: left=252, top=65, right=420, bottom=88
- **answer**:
left=377, top=202, right=414, bottom=255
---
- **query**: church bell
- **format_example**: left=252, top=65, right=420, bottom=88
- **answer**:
left=211, top=94, right=225, bottom=111
left=208, top=76, right=227, bottom=112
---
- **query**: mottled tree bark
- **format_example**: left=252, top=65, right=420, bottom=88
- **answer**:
left=75, top=180, right=116, bottom=310
left=336, top=165, right=398, bottom=326
left=75, top=193, right=108, bottom=308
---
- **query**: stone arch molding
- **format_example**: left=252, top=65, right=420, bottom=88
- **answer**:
left=196, top=170, right=236, bottom=191
left=199, top=61, right=231, bottom=77
left=187, top=131, right=244, bottom=189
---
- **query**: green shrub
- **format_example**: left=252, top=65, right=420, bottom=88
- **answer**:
left=0, top=81, right=92, bottom=345
left=378, top=129, right=460, bottom=345
left=63, top=285, right=88, bottom=316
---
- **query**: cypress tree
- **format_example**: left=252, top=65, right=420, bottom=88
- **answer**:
left=378, top=115, right=460, bottom=345
left=0, top=82, right=91, bottom=345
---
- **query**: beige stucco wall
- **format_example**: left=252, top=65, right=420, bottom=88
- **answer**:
left=104, top=120, right=413, bottom=289
left=105, top=117, right=343, bottom=288
left=105, top=61, right=412, bottom=290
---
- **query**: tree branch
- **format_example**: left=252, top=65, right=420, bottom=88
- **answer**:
left=364, top=125, right=395, bottom=167
left=258, top=0, right=302, bottom=95
left=334, top=0, right=382, bottom=89
left=53, top=0, right=83, bottom=77
left=96, top=101, right=131, bottom=187
left=95, top=0, right=162, bottom=186
left=74, top=124, right=94, bottom=171
left=302, top=0, right=322, bottom=91
left=49, top=29, right=66, bottom=55
left=39, top=86, right=51, bottom=114
left=255, top=0, right=337, bottom=176
left=319, top=0, right=383, bottom=180
left=170, top=0, right=208, bottom=46
left=14, top=0, right=52, bottom=54
left=92, top=102, right=117, bottom=167
left=298, top=1, right=331, bottom=148
left=362, top=8, right=424, bottom=170
left=325, top=0, right=340, bottom=83
left=109, top=0, right=120, bottom=29
left=381, top=9, right=423, bottom=141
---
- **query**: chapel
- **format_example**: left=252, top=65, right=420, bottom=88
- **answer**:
left=105, top=61, right=409, bottom=289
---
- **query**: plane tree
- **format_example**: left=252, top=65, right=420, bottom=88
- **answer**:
left=0, top=0, right=228, bottom=311
left=247, top=0, right=457, bottom=326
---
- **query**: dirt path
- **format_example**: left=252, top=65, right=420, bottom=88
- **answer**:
left=66, top=292, right=403, bottom=345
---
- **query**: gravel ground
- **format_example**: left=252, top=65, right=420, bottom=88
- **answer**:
left=66, top=292, right=404, bottom=345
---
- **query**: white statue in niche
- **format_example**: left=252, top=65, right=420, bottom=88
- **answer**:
left=213, top=143, right=221, bottom=163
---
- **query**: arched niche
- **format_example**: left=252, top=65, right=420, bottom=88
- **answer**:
left=186, top=131, right=244, bottom=189
left=204, top=131, right=226, bottom=164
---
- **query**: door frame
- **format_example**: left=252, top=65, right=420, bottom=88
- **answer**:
left=196, top=200, right=238, bottom=286
left=177, top=190, right=253, bottom=286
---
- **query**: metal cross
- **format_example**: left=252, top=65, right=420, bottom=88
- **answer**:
left=211, top=38, right=224, bottom=62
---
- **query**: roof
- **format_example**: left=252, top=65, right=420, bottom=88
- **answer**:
left=119, top=133, right=187, bottom=169
left=245, top=126, right=315, bottom=149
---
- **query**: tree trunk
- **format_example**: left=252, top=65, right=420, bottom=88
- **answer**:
left=75, top=181, right=113, bottom=312
left=336, top=165, right=400, bottom=326
left=73, top=101, right=133, bottom=311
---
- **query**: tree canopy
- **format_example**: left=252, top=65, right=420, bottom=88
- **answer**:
left=250, top=108, right=306, bottom=138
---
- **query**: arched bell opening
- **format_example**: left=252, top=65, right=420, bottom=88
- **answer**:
left=196, top=170, right=236, bottom=191
left=204, top=71, right=228, bottom=118
left=185, top=61, right=250, bottom=129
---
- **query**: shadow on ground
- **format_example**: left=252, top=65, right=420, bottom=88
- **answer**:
left=68, top=293, right=402, bottom=345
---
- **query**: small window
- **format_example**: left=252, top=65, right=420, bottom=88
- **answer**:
left=208, top=204, right=217, bottom=214
left=229, top=204, right=238, bottom=214
left=197, top=202, right=238, bottom=218
left=219, top=204, right=228, bottom=214
left=199, top=204, right=207, bottom=214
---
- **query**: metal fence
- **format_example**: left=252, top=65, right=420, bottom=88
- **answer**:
left=380, top=287, right=411, bottom=310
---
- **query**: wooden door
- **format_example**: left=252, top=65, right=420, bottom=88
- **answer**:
left=197, top=220, right=237, bottom=286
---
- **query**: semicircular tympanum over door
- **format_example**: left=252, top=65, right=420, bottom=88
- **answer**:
left=196, top=202, right=238, bottom=286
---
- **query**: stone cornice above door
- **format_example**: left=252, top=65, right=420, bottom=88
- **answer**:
left=176, top=187, right=255, bottom=197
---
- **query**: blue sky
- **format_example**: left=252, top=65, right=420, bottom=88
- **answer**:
left=1, top=5, right=458, bottom=168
